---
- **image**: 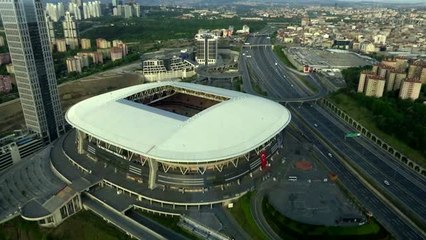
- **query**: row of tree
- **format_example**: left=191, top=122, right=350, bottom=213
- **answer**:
left=340, top=67, right=426, bottom=157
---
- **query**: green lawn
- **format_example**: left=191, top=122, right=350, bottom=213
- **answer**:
left=329, top=92, right=426, bottom=167
left=262, top=197, right=389, bottom=240
left=228, top=192, right=269, bottom=240
left=0, top=210, right=132, bottom=240
left=300, top=75, right=318, bottom=93
left=246, top=67, right=267, bottom=96
left=0, top=217, right=43, bottom=240
left=273, top=46, right=297, bottom=70
left=251, top=80, right=267, bottom=96
left=272, top=47, right=318, bottom=93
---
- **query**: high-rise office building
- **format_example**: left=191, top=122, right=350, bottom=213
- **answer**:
left=195, top=32, right=218, bottom=65
left=0, top=0, right=65, bottom=142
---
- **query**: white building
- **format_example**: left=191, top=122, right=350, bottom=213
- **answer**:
left=142, top=56, right=196, bottom=82
left=133, top=3, right=140, bottom=17
left=56, top=39, right=67, bottom=52
left=123, top=5, right=132, bottom=18
left=195, top=33, right=218, bottom=65
left=66, top=57, right=82, bottom=73
left=113, top=4, right=140, bottom=18
left=83, top=1, right=101, bottom=19
left=68, top=3, right=82, bottom=20
left=0, top=36, right=5, bottom=47
left=45, top=3, right=65, bottom=22
left=236, top=25, right=250, bottom=34
left=63, top=12, right=78, bottom=49
left=112, top=40, right=128, bottom=56
left=45, top=3, right=58, bottom=21
left=44, top=14, right=56, bottom=47
left=360, top=42, right=376, bottom=54
left=374, top=34, right=387, bottom=45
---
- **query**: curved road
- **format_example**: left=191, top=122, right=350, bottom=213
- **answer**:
left=244, top=34, right=426, bottom=240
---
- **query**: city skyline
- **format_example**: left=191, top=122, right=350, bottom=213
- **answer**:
left=0, top=2, right=424, bottom=240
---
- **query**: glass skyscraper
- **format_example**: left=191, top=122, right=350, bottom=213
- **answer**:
left=0, top=0, right=65, bottom=142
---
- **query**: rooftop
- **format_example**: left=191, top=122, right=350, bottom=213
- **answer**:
left=66, top=82, right=291, bottom=163
left=21, top=178, right=91, bottom=219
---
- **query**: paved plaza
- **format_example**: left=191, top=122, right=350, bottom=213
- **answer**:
left=0, top=147, right=65, bottom=223
left=268, top=129, right=364, bottom=226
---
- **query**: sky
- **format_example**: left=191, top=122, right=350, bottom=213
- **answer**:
left=42, top=0, right=426, bottom=4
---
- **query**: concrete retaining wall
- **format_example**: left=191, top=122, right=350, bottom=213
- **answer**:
left=321, top=99, right=425, bottom=177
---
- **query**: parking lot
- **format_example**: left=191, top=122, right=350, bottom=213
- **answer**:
left=268, top=131, right=364, bottom=226
left=287, top=47, right=374, bottom=69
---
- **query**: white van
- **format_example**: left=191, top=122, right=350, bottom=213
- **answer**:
left=288, top=176, right=298, bottom=182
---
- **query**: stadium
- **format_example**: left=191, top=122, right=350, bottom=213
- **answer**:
left=62, top=81, right=291, bottom=206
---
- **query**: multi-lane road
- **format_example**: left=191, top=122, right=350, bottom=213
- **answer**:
left=243, top=35, right=309, bottom=99
left=241, top=34, right=426, bottom=239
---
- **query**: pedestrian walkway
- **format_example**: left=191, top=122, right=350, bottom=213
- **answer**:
left=82, top=193, right=164, bottom=240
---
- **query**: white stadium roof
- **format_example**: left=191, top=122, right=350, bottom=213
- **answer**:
left=66, top=82, right=291, bottom=163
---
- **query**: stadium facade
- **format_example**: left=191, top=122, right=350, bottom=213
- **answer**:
left=22, top=82, right=291, bottom=227
left=66, top=82, right=290, bottom=192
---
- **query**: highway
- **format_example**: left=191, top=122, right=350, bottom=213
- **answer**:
left=290, top=113, right=424, bottom=240
left=242, top=35, right=326, bottom=102
left=243, top=35, right=305, bottom=99
left=295, top=104, right=426, bottom=218
left=241, top=34, right=426, bottom=239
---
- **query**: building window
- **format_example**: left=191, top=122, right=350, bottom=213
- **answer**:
left=60, top=205, right=68, bottom=219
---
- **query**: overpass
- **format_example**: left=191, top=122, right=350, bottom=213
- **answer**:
left=250, top=33, right=270, bottom=37
left=242, top=44, right=273, bottom=49
left=278, top=94, right=324, bottom=104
